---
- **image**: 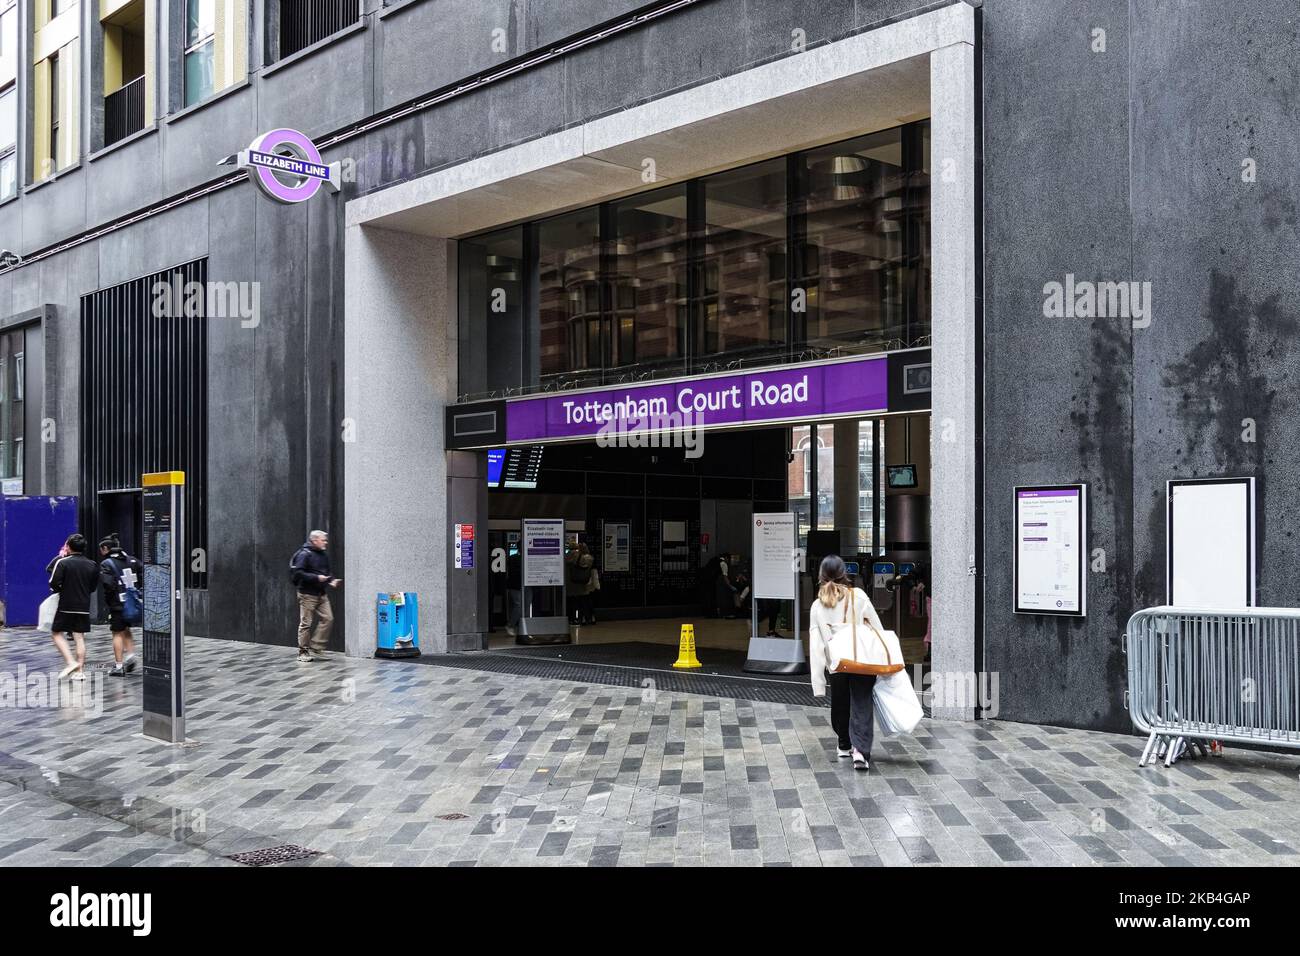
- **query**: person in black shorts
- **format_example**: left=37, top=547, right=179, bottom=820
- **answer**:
left=99, top=535, right=143, bottom=677
left=46, top=534, right=102, bottom=681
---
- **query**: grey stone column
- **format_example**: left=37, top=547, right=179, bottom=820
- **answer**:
left=343, top=224, right=455, bottom=657
left=928, top=39, right=978, bottom=720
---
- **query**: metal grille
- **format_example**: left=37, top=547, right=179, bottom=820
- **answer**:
left=104, top=76, right=146, bottom=148
left=225, top=844, right=323, bottom=866
left=279, top=0, right=358, bottom=59
left=80, top=259, right=208, bottom=589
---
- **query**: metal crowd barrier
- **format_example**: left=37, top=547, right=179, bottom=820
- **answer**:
left=1124, top=606, right=1300, bottom=767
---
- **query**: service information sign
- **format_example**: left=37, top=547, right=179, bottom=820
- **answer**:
left=454, top=523, right=475, bottom=570
left=603, top=522, right=630, bottom=572
left=1014, top=484, right=1087, bottom=616
left=752, top=513, right=797, bottom=601
left=522, top=519, right=565, bottom=588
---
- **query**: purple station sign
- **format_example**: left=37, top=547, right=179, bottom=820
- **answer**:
left=505, top=355, right=889, bottom=443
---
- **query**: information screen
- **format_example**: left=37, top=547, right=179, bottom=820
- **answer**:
left=1014, top=484, right=1087, bottom=616
left=502, top=446, right=544, bottom=489
left=486, top=449, right=506, bottom=487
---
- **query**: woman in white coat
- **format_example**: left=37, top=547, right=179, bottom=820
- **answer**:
left=809, top=554, right=888, bottom=771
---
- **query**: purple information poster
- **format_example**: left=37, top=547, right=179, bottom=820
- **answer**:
left=1014, top=485, right=1087, bottom=616
left=522, top=519, right=565, bottom=588
left=505, top=354, right=888, bottom=444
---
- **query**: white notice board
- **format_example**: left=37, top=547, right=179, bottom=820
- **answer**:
left=1014, top=485, right=1087, bottom=616
left=1167, top=477, right=1255, bottom=608
left=752, top=513, right=797, bottom=601
left=522, top=518, right=565, bottom=588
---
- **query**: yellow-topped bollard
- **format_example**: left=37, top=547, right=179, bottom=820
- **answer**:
left=672, top=624, right=702, bottom=669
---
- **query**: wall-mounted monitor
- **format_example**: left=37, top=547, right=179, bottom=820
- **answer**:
left=502, top=446, right=545, bottom=489
left=887, top=464, right=918, bottom=489
left=1014, top=484, right=1087, bottom=616
left=486, top=448, right=506, bottom=487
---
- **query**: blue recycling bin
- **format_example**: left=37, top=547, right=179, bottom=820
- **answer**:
left=375, top=592, right=420, bottom=658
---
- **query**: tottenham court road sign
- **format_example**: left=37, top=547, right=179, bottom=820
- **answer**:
left=237, top=128, right=341, bottom=204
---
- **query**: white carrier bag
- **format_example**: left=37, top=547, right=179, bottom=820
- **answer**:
left=874, top=669, right=924, bottom=736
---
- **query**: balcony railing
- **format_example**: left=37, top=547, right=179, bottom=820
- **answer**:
left=279, top=0, right=359, bottom=59
left=104, top=75, right=146, bottom=148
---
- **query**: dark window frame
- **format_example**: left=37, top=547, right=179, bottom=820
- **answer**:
left=455, top=121, right=932, bottom=402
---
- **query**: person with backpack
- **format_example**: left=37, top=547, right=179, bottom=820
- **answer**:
left=565, top=542, right=595, bottom=625
left=98, top=534, right=143, bottom=677
left=290, top=530, right=341, bottom=663
left=45, top=534, right=102, bottom=681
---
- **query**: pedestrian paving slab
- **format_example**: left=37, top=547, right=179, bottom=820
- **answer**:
left=0, top=626, right=1298, bottom=867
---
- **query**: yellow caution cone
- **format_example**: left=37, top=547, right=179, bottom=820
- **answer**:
left=672, top=623, right=702, bottom=669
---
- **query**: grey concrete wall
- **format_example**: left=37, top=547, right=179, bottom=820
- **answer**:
left=12, top=0, right=1300, bottom=728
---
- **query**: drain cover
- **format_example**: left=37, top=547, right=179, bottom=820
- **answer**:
left=225, top=845, right=323, bottom=866
left=435, top=812, right=469, bottom=821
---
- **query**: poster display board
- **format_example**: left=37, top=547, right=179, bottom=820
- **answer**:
left=522, top=519, right=565, bottom=587
left=752, top=512, right=797, bottom=601
left=141, top=471, right=186, bottom=742
left=1014, top=484, right=1087, bottom=616
left=603, top=522, right=630, bottom=573
left=1167, top=477, right=1255, bottom=608
left=454, top=523, right=475, bottom=570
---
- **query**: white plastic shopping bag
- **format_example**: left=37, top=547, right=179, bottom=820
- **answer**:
left=873, top=669, right=923, bottom=736
left=36, top=592, right=59, bottom=632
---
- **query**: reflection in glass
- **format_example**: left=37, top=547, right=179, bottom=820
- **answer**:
left=537, top=208, right=601, bottom=388
left=609, top=184, right=689, bottom=379
left=798, top=124, right=930, bottom=353
left=816, top=423, right=835, bottom=528
left=788, top=425, right=812, bottom=549
left=697, top=159, right=786, bottom=368
left=458, top=226, right=525, bottom=398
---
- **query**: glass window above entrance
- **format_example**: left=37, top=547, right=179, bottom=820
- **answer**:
left=456, top=121, right=931, bottom=402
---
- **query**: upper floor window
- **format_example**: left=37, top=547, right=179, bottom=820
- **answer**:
left=48, top=52, right=60, bottom=168
left=0, top=85, right=15, bottom=200
left=184, top=0, right=215, bottom=106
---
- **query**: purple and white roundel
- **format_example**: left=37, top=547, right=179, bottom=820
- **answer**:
left=247, top=128, right=328, bottom=204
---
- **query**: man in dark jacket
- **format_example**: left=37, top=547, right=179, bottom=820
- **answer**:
left=98, top=535, right=143, bottom=677
left=47, top=534, right=102, bottom=680
left=290, top=530, right=341, bottom=663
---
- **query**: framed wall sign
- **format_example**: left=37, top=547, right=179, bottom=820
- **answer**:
left=1014, top=484, right=1087, bottom=616
left=1166, top=477, right=1255, bottom=608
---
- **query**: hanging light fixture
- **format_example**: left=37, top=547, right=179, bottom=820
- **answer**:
left=831, top=155, right=868, bottom=201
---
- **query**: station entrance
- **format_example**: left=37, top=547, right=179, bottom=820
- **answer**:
left=483, top=413, right=932, bottom=682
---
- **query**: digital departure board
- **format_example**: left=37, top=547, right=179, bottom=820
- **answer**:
left=502, top=446, right=544, bottom=489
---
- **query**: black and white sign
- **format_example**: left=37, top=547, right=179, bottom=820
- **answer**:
left=752, top=512, right=797, bottom=601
